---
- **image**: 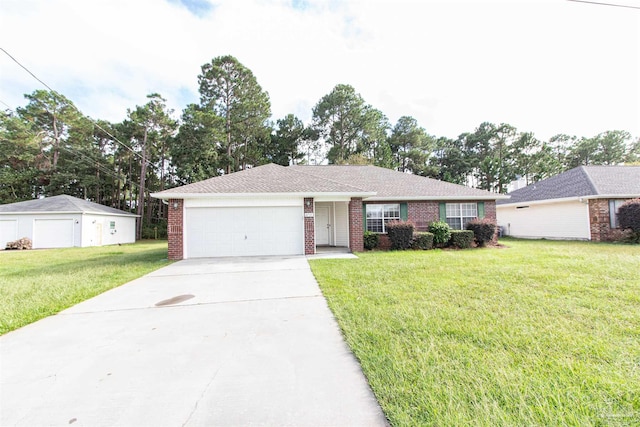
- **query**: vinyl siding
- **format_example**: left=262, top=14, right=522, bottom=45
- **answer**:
left=497, top=199, right=590, bottom=240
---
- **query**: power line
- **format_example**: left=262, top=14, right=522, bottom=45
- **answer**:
left=566, top=0, right=640, bottom=10
left=0, top=47, right=155, bottom=169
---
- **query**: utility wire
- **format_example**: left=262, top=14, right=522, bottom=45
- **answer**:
left=0, top=47, right=155, bottom=169
left=1, top=103, right=140, bottom=195
left=566, top=0, right=640, bottom=10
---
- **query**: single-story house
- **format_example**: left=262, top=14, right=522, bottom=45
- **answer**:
left=0, top=195, right=137, bottom=249
left=497, top=165, right=640, bottom=241
left=152, top=163, right=507, bottom=259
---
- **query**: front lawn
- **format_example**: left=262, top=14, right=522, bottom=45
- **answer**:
left=0, top=241, right=170, bottom=335
left=309, top=239, right=640, bottom=426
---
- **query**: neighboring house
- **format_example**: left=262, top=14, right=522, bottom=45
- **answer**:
left=0, top=195, right=137, bottom=249
left=497, top=165, right=640, bottom=241
left=152, top=163, right=506, bottom=260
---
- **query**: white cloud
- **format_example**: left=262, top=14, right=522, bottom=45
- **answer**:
left=1, top=0, right=638, bottom=142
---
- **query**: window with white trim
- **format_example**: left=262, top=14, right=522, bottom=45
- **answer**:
left=609, top=200, right=627, bottom=229
left=366, top=204, right=400, bottom=233
left=446, top=203, right=478, bottom=230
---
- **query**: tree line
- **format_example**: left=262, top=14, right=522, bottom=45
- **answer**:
left=2, top=55, right=638, bottom=238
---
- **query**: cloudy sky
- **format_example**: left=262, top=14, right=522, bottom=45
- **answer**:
left=1, top=0, right=638, bottom=141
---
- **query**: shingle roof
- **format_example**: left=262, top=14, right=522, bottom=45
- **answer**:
left=291, top=165, right=501, bottom=200
left=155, top=163, right=369, bottom=195
left=153, top=163, right=503, bottom=200
left=0, top=195, right=137, bottom=216
left=498, top=165, right=640, bottom=205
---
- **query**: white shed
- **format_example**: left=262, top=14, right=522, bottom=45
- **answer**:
left=0, top=195, right=137, bottom=249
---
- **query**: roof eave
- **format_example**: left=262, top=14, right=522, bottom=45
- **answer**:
left=497, top=193, right=640, bottom=207
left=151, top=191, right=377, bottom=199
left=0, top=210, right=138, bottom=217
left=364, top=194, right=509, bottom=202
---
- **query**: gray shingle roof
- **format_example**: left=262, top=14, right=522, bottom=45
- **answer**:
left=0, top=195, right=137, bottom=216
left=291, top=165, right=501, bottom=200
left=155, top=163, right=369, bottom=195
left=154, top=163, right=502, bottom=200
left=498, top=165, right=640, bottom=205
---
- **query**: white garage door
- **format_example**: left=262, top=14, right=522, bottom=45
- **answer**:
left=186, top=206, right=303, bottom=258
left=0, top=220, right=18, bottom=247
left=34, top=219, right=75, bottom=248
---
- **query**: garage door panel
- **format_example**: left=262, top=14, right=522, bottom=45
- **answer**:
left=34, top=219, right=74, bottom=248
left=0, top=220, right=18, bottom=246
left=186, top=206, right=303, bottom=258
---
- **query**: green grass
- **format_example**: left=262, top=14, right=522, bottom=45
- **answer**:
left=0, top=240, right=171, bottom=335
left=309, top=239, right=640, bottom=426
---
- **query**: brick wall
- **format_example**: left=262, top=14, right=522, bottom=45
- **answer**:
left=304, top=198, right=315, bottom=255
left=349, top=198, right=364, bottom=252
left=167, top=198, right=183, bottom=260
left=589, top=198, right=630, bottom=241
left=407, top=201, right=440, bottom=231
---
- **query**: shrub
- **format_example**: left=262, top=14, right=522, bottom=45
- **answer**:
left=449, top=230, right=474, bottom=249
left=363, top=231, right=380, bottom=250
left=466, top=218, right=497, bottom=247
left=428, top=221, right=451, bottom=247
left=618, top=198, right=640, bottom=243
left=386, top=220, right=415, bottom=250
left=412, top=232, right=434, bottom=250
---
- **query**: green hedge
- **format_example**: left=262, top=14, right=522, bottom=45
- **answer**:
left=428, top=221, right=451, bottom=247
left=363, top=231, right=380, bottom=250
left=412, top=232, right=434, bottom=250
left=386, top=221, right=415, bottom=250
left=449, top=230, right=474, bottom=249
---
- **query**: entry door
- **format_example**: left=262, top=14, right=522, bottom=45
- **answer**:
left=315, top=206, right=331, bottom=245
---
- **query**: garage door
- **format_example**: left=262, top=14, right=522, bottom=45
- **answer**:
left=185, top=206, right=303, bottom=258
left=34, top=219, right=75, bottom=248
left=0, top=220, right=18, bottom=247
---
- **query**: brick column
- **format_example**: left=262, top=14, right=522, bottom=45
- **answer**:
left=304, top=197, right=315, bottom=255
left=589, top=199, right=610, bottom=241
left=349, top=197, right=364, bottom=252
left=167, top=198, right=184, bottom=260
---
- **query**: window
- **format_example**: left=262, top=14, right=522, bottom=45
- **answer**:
left=609, top=200, right=627, bottom=229
left=366, top=204, right=400, bottom=233
left=446, top=203, right=477, bottom=230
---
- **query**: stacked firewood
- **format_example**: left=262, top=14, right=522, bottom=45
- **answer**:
left=5, top=237, right=32, bottom=250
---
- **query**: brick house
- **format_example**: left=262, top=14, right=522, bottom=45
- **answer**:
left=497, top=165, right=640, bottom=241
left=153, top=164, right=506, bottom=260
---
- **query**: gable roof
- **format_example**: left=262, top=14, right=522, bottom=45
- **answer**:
left=0, top=195, right=138, bottom=216
left=153, top=163, right=504, bottom=201
left=498, top=165, right=640, bottom=205
left=153, top=163, right=372, bottom=197
left=290, top=165, right=504, bottom=200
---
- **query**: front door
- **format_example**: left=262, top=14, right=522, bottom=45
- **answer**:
left=315, top=206, right=331, bottom=245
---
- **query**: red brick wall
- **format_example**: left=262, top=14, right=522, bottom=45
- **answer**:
left=589, top=198, right=630, bottom=242
left=407, top=201, right=440, bottom=231
left=167, top=198, right=183, bottom=260
left=349, top=198, right=364, bottom=252
left=304, top=198, right=315, bottom=255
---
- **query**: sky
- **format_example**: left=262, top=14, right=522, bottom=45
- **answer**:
left=1, top=0, right=639, bottom=142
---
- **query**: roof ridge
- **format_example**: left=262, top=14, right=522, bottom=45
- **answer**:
left=287, top=165, right=370, bottom=192
left=579, top=166, right=600, bottom=195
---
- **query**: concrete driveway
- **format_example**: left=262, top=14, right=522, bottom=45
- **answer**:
left=0, top=256, right=388, bottom=426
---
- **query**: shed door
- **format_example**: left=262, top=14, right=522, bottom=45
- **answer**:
left=185, top=206, right=303, bottom=258
left=0, top=220, right=18, bottom=247
left=34, top=219, right=75, bottom=248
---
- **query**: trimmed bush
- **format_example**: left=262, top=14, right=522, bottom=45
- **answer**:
left=466, top=218, right=497, bottom=247
left=412, top=232, right=434, bottom=250
left=618, top=198, right=640, bottom=243
left=428, top=221, right=451, bottom=247
left=363, top=231, right=380, bottom=250
left=386, top=220, right=415, bottom=250
left=449, top=230, right=474, bottom=249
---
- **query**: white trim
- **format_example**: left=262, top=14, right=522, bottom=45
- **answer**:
left=0, top=211, right=138, bottom=217
left=498, top=194, right=640, bottom=207
left=365, top=195, right=508, bottom=201
left=152, top=191, right=376, bottom=200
